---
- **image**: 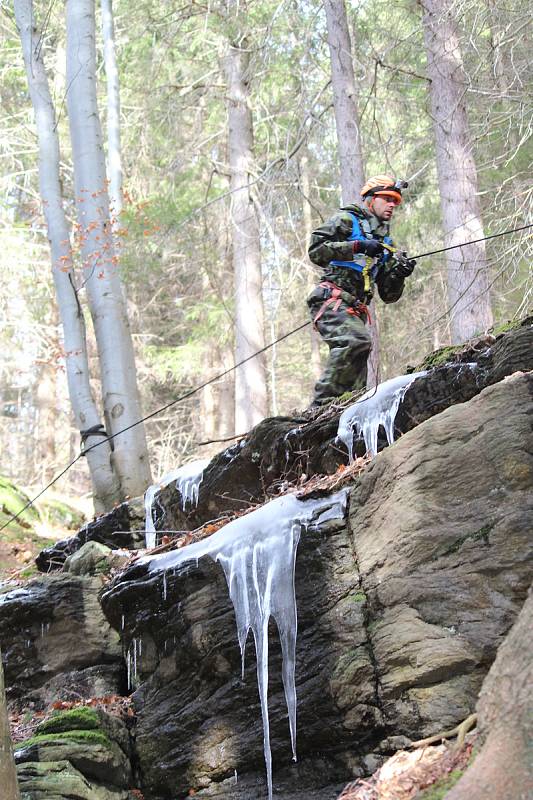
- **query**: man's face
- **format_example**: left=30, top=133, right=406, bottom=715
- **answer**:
left=371, top=195, right=400, bottom=222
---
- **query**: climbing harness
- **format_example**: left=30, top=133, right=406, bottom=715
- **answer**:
left=313, top=280, right=371, bottom=327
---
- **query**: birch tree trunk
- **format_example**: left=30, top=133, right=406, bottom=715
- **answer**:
left=420, top=0, right=493, bottom=343
left=224, top=39, right=268, bottom=433
left=101, top=0, right=123, bottom=230
left=323, top=0, right=380, bottom=387
left=65, top=0, right=152, bottom=498
left=14, top=0, right=121, bottom=512
left=0, top=649, right=21, bottom=800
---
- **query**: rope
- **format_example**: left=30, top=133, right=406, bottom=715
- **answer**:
left=1, top=222, right=531, bottom=533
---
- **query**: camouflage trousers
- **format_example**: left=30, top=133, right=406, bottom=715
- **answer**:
left=307, top=286, right=371, bottom=404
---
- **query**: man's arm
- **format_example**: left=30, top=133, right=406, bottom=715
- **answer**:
left=308, top=212, right=358, bottom=267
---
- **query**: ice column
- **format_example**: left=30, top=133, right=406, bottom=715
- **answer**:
left=338, top=372, right=427, bottom=460
left=144, top=459, right=209, bottom=549
left=143, top=489, right=348, bottom=800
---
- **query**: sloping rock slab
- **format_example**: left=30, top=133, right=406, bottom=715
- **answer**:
left=350, top=371, right=533, bottom=739
left=100, top=503, right=379, bottom=799
left=36, top=498, right=145, bottom=573
left=0, top=574, right=123, bottom=704
left=16, top=760, right=132, bottom=800
left=156, top=323, right=533, bottom=533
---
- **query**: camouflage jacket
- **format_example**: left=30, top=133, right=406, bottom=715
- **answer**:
left=308, top=204, right=405, bottom=303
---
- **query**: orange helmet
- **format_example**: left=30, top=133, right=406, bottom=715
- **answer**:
left=360, top=175, right=408, bottom=205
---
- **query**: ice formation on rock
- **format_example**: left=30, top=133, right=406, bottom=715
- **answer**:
left=338, top=372, right=427, bottom=460
left=144, top=459, right=209, bottom=549
left=142, top=489, right=348, bottom=800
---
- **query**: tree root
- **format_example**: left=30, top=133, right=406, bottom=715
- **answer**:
left=411, top=712, right=478, bottom=749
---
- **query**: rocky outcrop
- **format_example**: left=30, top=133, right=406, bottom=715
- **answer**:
left=349, top=371, right=533, bottom=739
left=0, top=574, right=124, bottom=705
left=99, top=371, right=532, bottom=799
left=15, top=707, right=136, bottom=800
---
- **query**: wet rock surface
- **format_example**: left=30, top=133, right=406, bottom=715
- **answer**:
left=0, top=574, right=124, bottom=705
left=100, top=507, right=375, bottom=799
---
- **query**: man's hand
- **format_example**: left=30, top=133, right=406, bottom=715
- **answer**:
left=392, top=252, right=416, bottom=278
left=355, top=238, right=384, bottom=258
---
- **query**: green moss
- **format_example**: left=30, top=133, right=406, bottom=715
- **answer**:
left=35, top=706, right=100, bottom=735
left=0, top=475, right=39, bottom=534
left=352, top=592, right=367, bottom=602
left=38, top=497, right=85, bottom=530
left=415, top=768, right=464, bottom=799
left=489, top=318, right=523, bottom=336
left=16, top=729, right=111, bottom=750
left=417, top=344, right=463, bottom=370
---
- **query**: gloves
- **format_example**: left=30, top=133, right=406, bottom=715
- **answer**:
left=391, top=252, right=416, bottom=278
left=353, top=238, right=384, bottom=258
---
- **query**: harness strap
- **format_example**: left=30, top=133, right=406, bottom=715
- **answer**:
left=313, top=281, right=372, bottom=328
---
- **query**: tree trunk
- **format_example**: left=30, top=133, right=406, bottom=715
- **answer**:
left=65, top=0, right=152, bottom=498
left=0, top=649, right=20, bottom=800
left=224, top=39, right=268, bottom=433
left=101, top=0, right=123, bottom=230
left=420, top=0, right=493, bottom=343
left=323, top=0, right=379, bottom=387
left=14, top=0, right=121, bottom=512
left=299, top=155, right=323, bottom=383
left=323, top=0, right=365, bottom=203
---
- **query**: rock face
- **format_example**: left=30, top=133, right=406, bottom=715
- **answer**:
left=0, top=574, right=124, bottom=705
left=444, top=585, right=533, bottom=800
left=15, top=707, right=135, bottom=800
left=99, top=371, right=532, bottom=799
left=36, top=498, right=145, bottom=573
left=100, top=499, right=368, bottom=800
left=349, top=371, right=533, bottom=739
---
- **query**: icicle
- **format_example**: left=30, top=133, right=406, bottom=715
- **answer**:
left=337, top=372, right=427, bottom=460
left=126, top=646, right=131, bottom=690
left=121, top=614, right=125, bottom=630
left=162, top=571, right=167, bottom=601
left=142, top=489, right=348, bottom=800
left=144, top=461, right=210, bottom=548
left=175, top=458, right=210, bottom=510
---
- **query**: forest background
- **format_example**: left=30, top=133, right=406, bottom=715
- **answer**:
left=0, top=0, right=531, bottom=510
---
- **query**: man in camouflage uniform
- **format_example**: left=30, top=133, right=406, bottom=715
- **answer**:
left=307, top=174, right=416, bottom=405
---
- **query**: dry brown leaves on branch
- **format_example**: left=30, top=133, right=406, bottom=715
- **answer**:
left=296, top=458, right=369, bottom=498
left=337, top=741, right=474, bottom=800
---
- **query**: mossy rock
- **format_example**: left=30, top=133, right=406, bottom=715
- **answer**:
left=17, top=729, right=112, bottom=750
left=0, top=475, right=39, bottom=535
left=38, top=496, right=86, bottom=530
left=417, top=344, right=464, bottom=370
left=35, top=706, right=101, bottom=735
